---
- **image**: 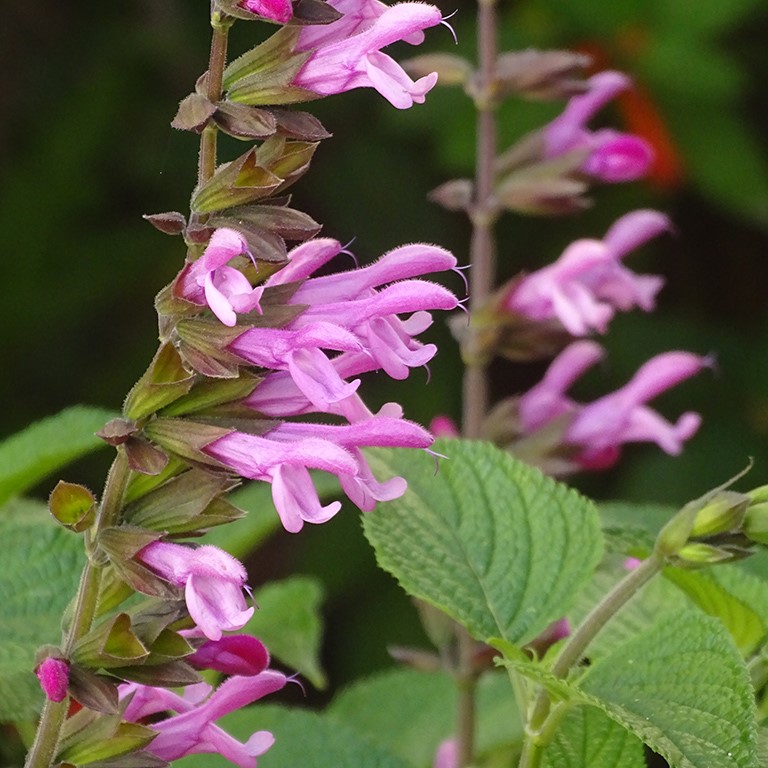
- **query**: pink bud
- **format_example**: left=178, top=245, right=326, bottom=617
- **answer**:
left=35, top=658, right=69, bottom=703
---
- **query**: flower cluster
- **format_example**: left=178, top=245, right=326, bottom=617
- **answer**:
left=165, top=233, right=458, bottom=533
left=504, top=209, right=668, bottom=336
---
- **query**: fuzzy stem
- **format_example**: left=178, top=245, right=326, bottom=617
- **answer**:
left=462, top=0, right=499, bottom=439
left=518, top=554, right=665, bottom=768
left=24, top=450, right=132, bottom=768
left=198, top=14, right=230, bottom=188
left=454, top=627, right=480, bottom=767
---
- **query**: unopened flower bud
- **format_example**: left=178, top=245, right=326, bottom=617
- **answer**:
left=688, top=491, right=749, bottom=539
left=747, top=485, right=768, bottom=505
left=744, top=502, right=768, bottom=545
left=676, top=542, right=751, bottom=568
left=35, top=657, right=70, bottom=703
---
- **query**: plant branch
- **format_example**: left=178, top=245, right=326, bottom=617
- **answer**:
left=518, top=553, right=665, bottom=768
left=462, top=0, right=499, bottom=439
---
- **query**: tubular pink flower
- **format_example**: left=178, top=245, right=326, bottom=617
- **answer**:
left=543, top=70, right=653, bottom=183
left=137, top=542, right=254, bottom=641
left=185, top=634, right=270, bottom=677
left=177, top=229, right=264, bottom=327
left=518, top=346, right=709, bottom=470
left=566, top=351, right=711, bottom=458
left=506, top=210, right=668, bottom=336
left=518, top=340, right=604, bottom=432
left=294, top=2, right=443, bottom=108
left=121, top=672, right=286, bottom=768
left=429, top=415, right=459, bottom=438
left=240, top=0, right=293, bottom=23
left=35, top=658, right=69, bottom=703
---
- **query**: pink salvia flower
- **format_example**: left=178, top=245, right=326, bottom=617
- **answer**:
left=544, top=70, right=654, bottom=182
left=518, top=343, right=710, bottom=469
left=35, top=658, right=69, bottom=703
left=137, top=542, right=254, bottom=641
left=294, top=2, right=443, bottom=108
left=177, top=229, right=264, bottom=327
left=518, top=340, right=605, bottom=432
left=567, top=351, right=711, bottom=464
left=506, top=210, right=669, bottom=336
left=185, top=634, right=270, bottom=677
left=121, top=672, right=286, bottom=768
left=240, top=0, right=293, bottom=23
left=429, top=415, right=459, bottom=438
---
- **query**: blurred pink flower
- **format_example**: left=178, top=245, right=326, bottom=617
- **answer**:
left=240, top=0, right=293, bottom=23
left=544, top=70, right=653, bottom=182
left=506, top=210, right=669, bottom=336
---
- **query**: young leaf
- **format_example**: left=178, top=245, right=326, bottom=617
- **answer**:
left=542, top=706, right=646, bottom=768
left=0, top=406, right=115, bottom=506
left=244, top=577, right=326, bottom=689
left=363, top=439, right=603, bottom=645
left=0, top=499, right=84, bottom=719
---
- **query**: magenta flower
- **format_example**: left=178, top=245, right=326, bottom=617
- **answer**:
left=137, top=542, right=254, bottom=641
left=205, top=415, right=432, bottom=532
left=294, top=1, right=443, bottom=108
left=240, top=0, right=293, bottom=23
left=518, top=343, right=710, bottom=469
left=567, top=350, right=710, bottom=466
left=505, top=210, right=669, bottom=336
left=121, top=671, right=286, bottom=768
left=544, top=70, right=653, bottom=182
left=185, top=634, right=270, bottom=677
left=429, top=415, right=459, bottom=438
left=35, top=657, right=69, bottom=703
left=176, top=229, right=264, bottom=327
left=433, top=739, right=458, bottom=768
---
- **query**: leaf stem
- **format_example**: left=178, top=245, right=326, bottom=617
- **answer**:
left=462, top=0, right=499, bottom=439
left=455, top=626, right=480, bottom=767
left=518, top=553, right=665, bottom=767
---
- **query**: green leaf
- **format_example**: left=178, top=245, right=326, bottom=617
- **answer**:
left=580, top=611, right=757, bottom=768
left=501, top=612, right=757, bottom=767
left=0, top=406, right=115, bottom=506
left=567, top=562, right=688, bottom=660
left=174, top=704, right=411, bottom=768
left=0, top=499, right=85, bottom=720
left=362, top=440, right=603, bottom=645
left=542, top=706, right=646, bottom=768
left=329, top=668, right=522, bottom=767
left=664, top=564, right=768, bottom=656
left=245, top=576, right=326, bottom=689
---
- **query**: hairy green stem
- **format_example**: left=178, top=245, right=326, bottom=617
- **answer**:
left=462, top=0, right=498, bottom=439
left=198, top=15, right=230, bottom=188
left=518, top=554, right=665, bottom=768
left=24, top=450, right=132, bottom=768
left=455, top=627, right=480, bottom=767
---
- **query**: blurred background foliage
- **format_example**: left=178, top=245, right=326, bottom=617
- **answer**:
left=3, top=0, right=768, bottom=695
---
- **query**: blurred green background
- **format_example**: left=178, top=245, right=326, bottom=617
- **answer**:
left=3, top=0, right=768, bottom=692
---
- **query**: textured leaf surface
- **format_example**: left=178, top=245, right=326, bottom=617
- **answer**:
left=542, top=706, right=646, bottom=768
left=664, top=564, right=768, bottom=656
left=0, top=499, right=84, bottom=719
left=0, top=406, right=115, bottom=506
left=329, top=668, right=521, bottom=767
left=363, top=440, right=603, bottom=644
left=175, top=704, right=411, bottom=768
left=581, top=611, right=757, bottom=768
left=245, top=577, right=326, bottom=689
